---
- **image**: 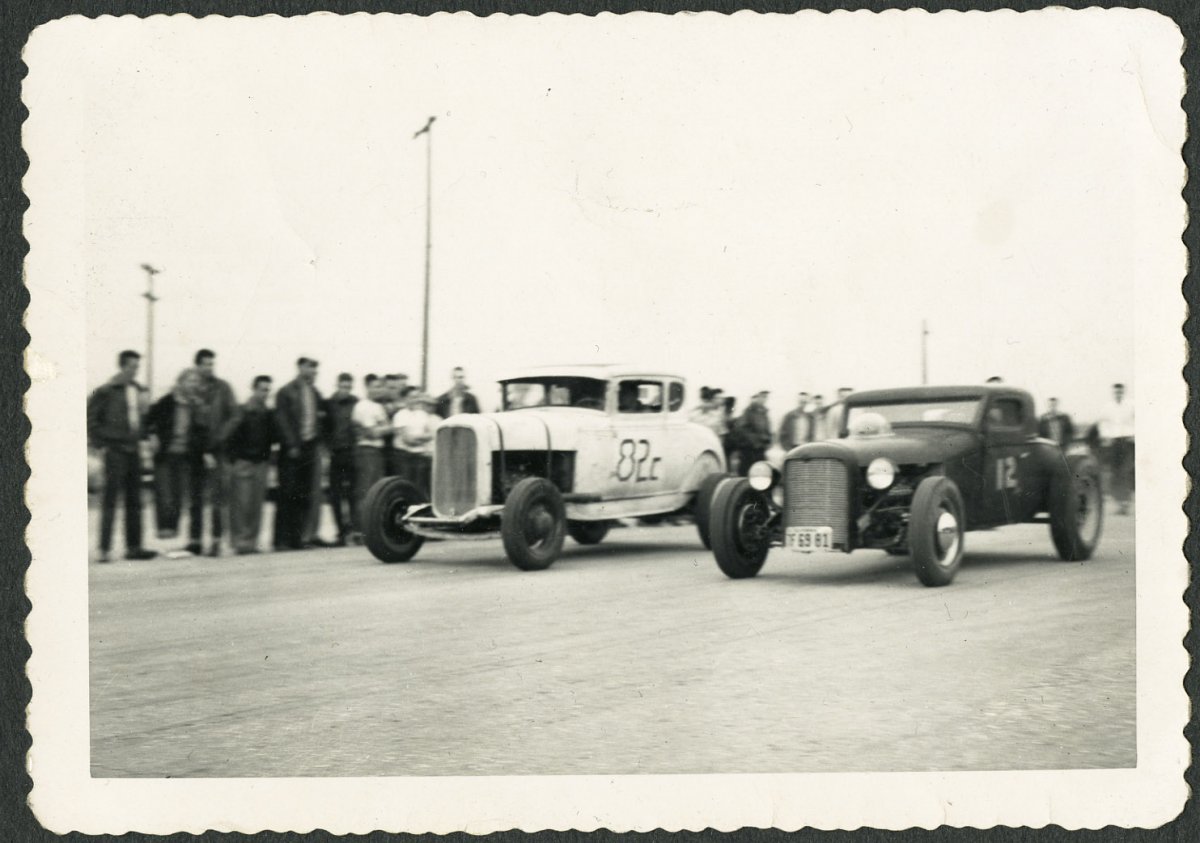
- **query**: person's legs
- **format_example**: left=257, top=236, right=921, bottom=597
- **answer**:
left=328, top=449, right=355, bottom=541
left=121, top=448, right=144, bottom=552
left=247, top=461, right=268, bottom=550
left=229, top=458, right=251, bottom=551
left=185, top=455, right=208, bottom=550
left=300, top=446, right=323, bottom=545
left=273, top=451, right=293, bottom=549
left=99, top=448, right=120, bottom=555
left=209, top=455, right=228, bottom=546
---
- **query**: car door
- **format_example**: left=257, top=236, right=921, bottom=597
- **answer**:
left=605, top=378, right=670, bottom=500
left=981, top=396, right=1038, bottom=525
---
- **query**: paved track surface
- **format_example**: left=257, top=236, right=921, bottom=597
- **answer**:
left=90, top=508, right=1135, bottom=777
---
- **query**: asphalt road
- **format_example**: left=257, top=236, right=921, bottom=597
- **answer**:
left=89, top=505, right=1135, bottom=777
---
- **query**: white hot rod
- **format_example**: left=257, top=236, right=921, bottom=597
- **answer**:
left=362, top=364, right=727, bottom=570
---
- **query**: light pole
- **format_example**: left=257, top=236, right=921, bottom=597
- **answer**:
left=920, top=319, right=929, bottom=385
left=140, top=263, right=161, bottom=396
left=413, top=115, right=436, bottom=391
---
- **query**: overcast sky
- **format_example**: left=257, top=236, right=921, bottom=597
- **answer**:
left=29, top=10, right=1183, bottom=422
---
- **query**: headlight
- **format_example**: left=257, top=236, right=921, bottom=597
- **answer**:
left=866, top=458, right=897, bottom=490
left=748, top=461, right=774, bottom=491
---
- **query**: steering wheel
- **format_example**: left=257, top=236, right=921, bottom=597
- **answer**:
left=574, top=397, right=604, bottom=410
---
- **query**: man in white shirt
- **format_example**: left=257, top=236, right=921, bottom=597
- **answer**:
left=392, top=389, right=438, bottom=496
left=352, top=374, right=392, bottom=530
left=1098, top=382, right=1136, bottom=514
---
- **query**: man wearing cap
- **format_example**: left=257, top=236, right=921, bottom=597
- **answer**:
left=734, top=390, right=773, bottom=476
left=392, top=387, right=438, bottom=497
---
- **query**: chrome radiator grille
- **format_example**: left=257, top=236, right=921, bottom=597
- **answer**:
left=433, top=426, right=477, bottom=517
left=784, top=458, right=851, bottom=547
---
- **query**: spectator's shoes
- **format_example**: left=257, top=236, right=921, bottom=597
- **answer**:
left=207, top=543, right=221, bottom=558
left=124, top=548, right=158, bottom=561
left=310, top=538, right=336, bottom=548
left=97, top=550, right=112, bottom=564
left=235, top=548, right=260, bottom=556
left=184, top=542, right=202, bottom=555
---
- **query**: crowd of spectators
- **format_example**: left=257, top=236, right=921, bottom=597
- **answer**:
left=86, top=349, right=479, bottom=562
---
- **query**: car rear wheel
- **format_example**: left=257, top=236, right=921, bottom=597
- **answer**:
left=502, top=477, right=566, bottom=570
left=693, top=472, right=728, bottom=550
left=567, top=520, right=610, bottom=545
left=1049, top=454, right=1104, bottom=561
left=909, top=476, right=965, bottom=587
left=710, top=478, right=772, bottom=579
left=363, top=477, right=426, bottom=563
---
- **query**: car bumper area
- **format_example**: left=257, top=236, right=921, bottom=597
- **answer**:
left=402, top=503, right=505, bottom=539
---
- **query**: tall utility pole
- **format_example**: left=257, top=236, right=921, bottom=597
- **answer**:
left=140, top=263, right=161, bottom=396
left=920, top=319, right=929, bottom=385
left=414, top=115, right=436, bottom=391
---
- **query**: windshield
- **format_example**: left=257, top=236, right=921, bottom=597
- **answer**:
left=501, top=377, right=607, bottom=411
left=846, top=398, right=981, bottom=432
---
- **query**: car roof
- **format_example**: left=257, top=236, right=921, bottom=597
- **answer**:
left=498, top=364, right=685, bottom=382
left=846, top=384, right=1031, bottom=405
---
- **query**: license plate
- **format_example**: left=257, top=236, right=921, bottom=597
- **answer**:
left=785, top=526, right=833, bottom=553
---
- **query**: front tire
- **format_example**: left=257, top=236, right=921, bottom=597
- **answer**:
left=693, top=472, right=728, bottom=550
left=363, top=477, right=426, bottom=563
left=502, top=478, right=566, bottom=570
left=909, top=476, right=965, bottom=587
left=567, top=520, right=610, bottom=545
left=1049, top=454, right=1104, bottom=561
left=710, top=478, right=772, bottom=579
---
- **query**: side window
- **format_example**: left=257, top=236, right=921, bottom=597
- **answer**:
left=617, top=380, right=664, bottom=414
left=986, top=398, right=1023, bottom=428
left=668, top=382, right=685, bottom=412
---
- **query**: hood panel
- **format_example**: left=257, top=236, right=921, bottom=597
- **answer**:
left=442, top=409, right=611, bottom=451
left=791, top=427, right=979, bottom=467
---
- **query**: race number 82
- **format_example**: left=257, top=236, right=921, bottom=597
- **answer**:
left=617, top=439, right=661, bottom=482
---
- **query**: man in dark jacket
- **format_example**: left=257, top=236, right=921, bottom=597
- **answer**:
left=435, top=366, right=481, bottom=418
left=146, top=367, right=203, bottom=541
left=778, top=392, right=812, bottom=452
left=222, top=375, right=277, bottom=554
left=273, top=357, right=324, bottom=550
left=735, top=390, right=773, bottom=475
left=325, top=373, right=358, bottom=546
left=191, top=349, right=238, bottom=556
left=87, top=350, right=157, bottom=562
left=1037, top=397, right=1075, bottom=447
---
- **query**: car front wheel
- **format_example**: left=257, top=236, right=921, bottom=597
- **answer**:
left=363, top=477, right=427, bottom=563
left=567, top=520, right=610, bottom=545
left=502, top=477, right=566, bottom=570
left=710, top=478, right=772, bottom=579
left=1049, top=454, right=1103, bottom=561
left=909, top=476, right=965, bottom=587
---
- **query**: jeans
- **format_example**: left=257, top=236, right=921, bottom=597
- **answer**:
left=1107, top=437, right=1135, bottom=505
left=99, top=447, right=144, bottom=553
left=229, top=459, right=268, bottom=551
left=274, top=440, right=317, bottom=549
left=328, top=448, right=356, bottom=539
left=187, top=454, right=226, bottom=544
left=153, top=453, right=187, bottom=534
